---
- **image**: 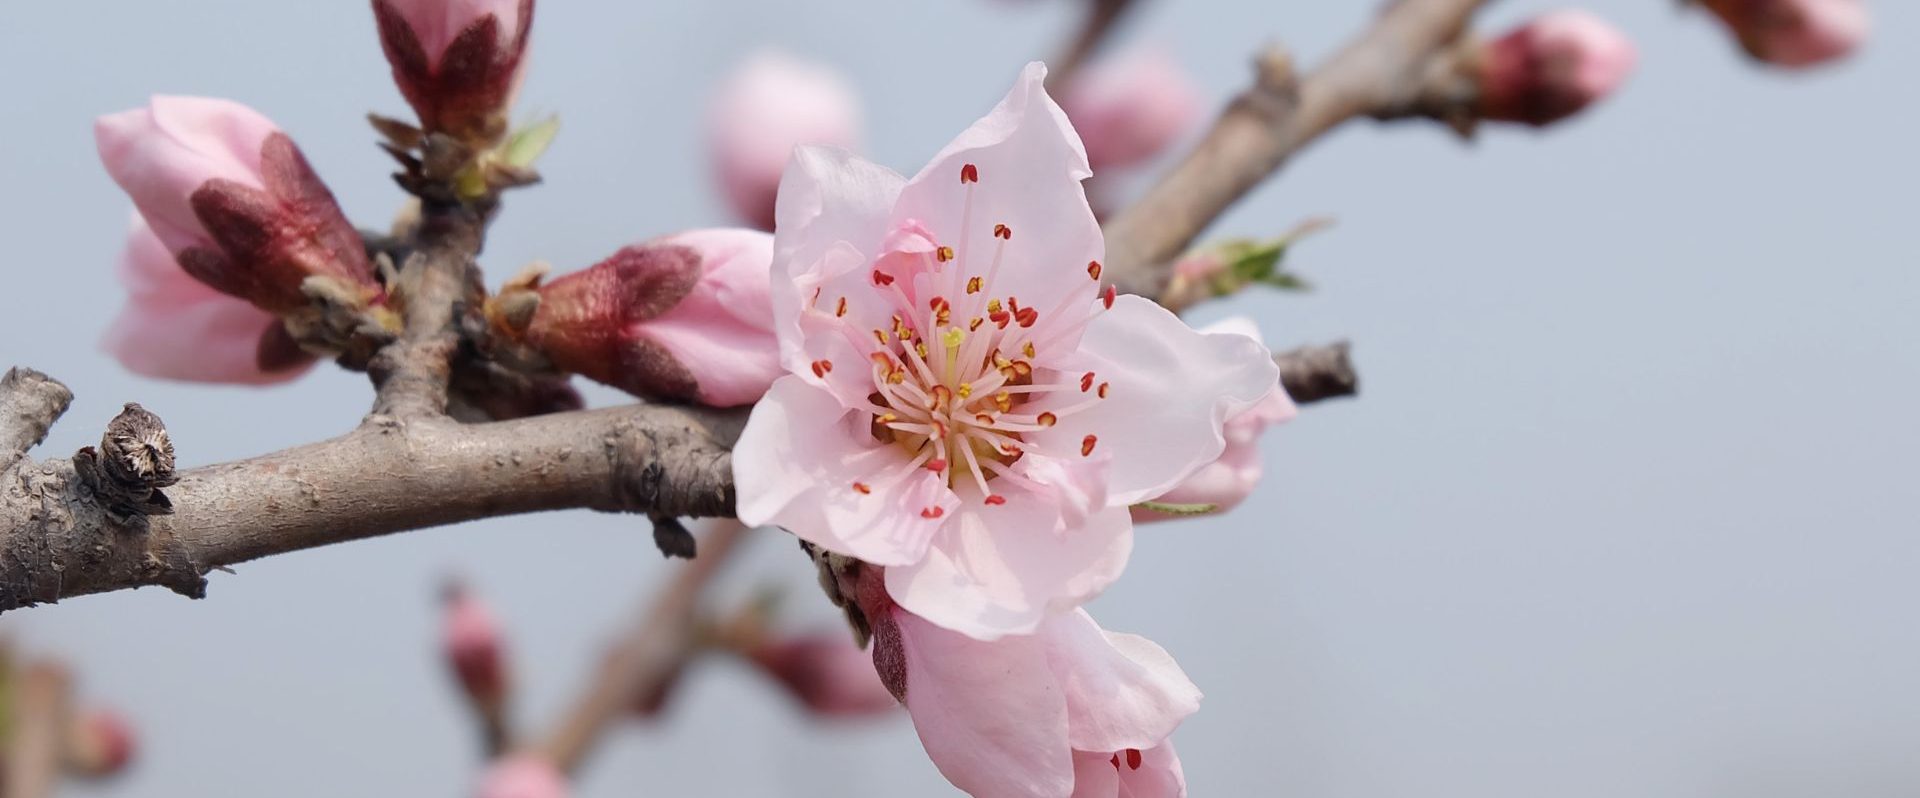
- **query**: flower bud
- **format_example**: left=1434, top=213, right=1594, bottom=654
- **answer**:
left=95, top=97, right=382, bottom=316
left=1476, top=10, right=1637, bottom=127
left=1698, top=0, right=1867, bottom=67
left=475, top=755, right=568, bottom=798
left=707, top=52, right=861, bottom=230
left=373, top=0, right=534, bottom=142
left=510, top=229, right=781, bottom=407
left=1061, top=47, right=1204, bottom=171
left=104, top=218, right=316, bottom=385
left=64, top=709, right=136, bottom=779
left=1133, top=318, right=1296, bottom=523
left=747, top=632, right=899, bottom=718
left=442, top=582, right=509, bottom=712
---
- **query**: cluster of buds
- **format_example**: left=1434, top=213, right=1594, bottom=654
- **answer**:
left=96, top=96, right=391, bottom=380
left=487, top=229, right=783, bottom=408
left=1163, top=218, right=1327, bottom=310
left=1694, top=0, right=1868, bottom=67
left=1473, top=10, right=1639, bottom=128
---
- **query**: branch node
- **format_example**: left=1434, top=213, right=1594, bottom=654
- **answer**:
left=648, top=515, right=697, bottom=559
left=1276, top=340, right=1359, bottom=403
left=75, top=403, right=177, bottom=520
left=0, top=368, right=74, bottom=474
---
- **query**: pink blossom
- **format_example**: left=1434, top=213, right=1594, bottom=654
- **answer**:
left=103, top=218, right=315, bottom=385
left=856, top=565, right=1196, bottom=798
left=95, top=96, right=381, bottom=315
left=1700, top=0, right=1867, bottom=67
left=1062, top=48, right=1204, bottom=172
left=372, top=0, right=533, bottom=140
left=443, top=583, right=508, bottom=709
left=734, top=63, right=1278, bottom=640
left=1476, top=10, right=1638, bottom=127
left=67, top=709, right=137, bottom=779
left=748, top=632, right=900, bottom=718
left=1132, top=318, right=1295, bottom=522
left=519, top=228, right=781, bottom=407
left=708, top=51, right=862, bottom=231
left=475, top=755, right=568, bottom=798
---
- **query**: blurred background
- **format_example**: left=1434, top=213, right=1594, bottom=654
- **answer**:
left=2, top=1, right=1917, bottom=795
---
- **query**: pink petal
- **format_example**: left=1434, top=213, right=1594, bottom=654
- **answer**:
left=1071, top=750, right=1123, bottom=798
left=890, top=62, right=1104, bottom=350
left=1044, top=610, right=1199, bottom=752
left=1134, top=318, right=1296, bottom=519
left=885, top=480, right=1133, bottom=640
left=770, top=146, right=907, bottom=374
left=895, top=609, right=1075, bottom=798
left=1028, top=295, right=1278, bottom=506
left=732, top=376, right=953, bottom=566
left=633, top=228, right=783, bottom=407
left=95, top=96, right=278, bottom=255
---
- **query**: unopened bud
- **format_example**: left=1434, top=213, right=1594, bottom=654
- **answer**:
left=519, top=229, right=781, bottom=407
left=708, top=52, right=861, bottom=230
left=1475, top=10, right=1637, bottom=127
left=747, top=633, right=900, bottom=718
left=1698, top=0, right=1867, bottom=68
left=442, top=582, right=509, bottom=711
left=1133, top=318, right=1296, bottom=523
left=373, top=0, right=534, bottom=143
left=475, top=755, right=568, bottom=798
left=1061, top=47, right=1204, bottom=172
left=95, top=97, right=383, bottom=317
left=64, top=709, right=137, bottom=779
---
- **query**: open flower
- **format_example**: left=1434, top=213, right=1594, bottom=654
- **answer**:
left=734, top=63, right=1278, bottom=640
left=1131, top=318, right=1295, bottom=522
left=103, top=218, right=315, bottom=385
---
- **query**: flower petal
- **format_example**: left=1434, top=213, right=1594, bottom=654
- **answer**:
left=732, top=376, right=952, bottom=566
left=896, top=609, right=1075, bottom=798
left=1030, top=295, right=1278, bottom=506
left=770, top=146, right=905, bottom=373
left=1044, top=609, right=1200, bottom=752
left=885, top=480, right=1132, bottom=640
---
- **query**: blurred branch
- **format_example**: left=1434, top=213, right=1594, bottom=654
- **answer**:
left=6, top=661, right=72, bottom=798
left=1045, top=0, right=1139, bottom=94
left=1276, top=341, right=1358, bottom=403
left=1101, top=0, right=1493, bottom=299
left=534, top=522, right=747, bottom=774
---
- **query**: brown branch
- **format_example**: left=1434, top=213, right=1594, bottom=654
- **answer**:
left=1045, top=0, right=1139, bottom=94
left=6, top=661, right=72, bottom=798
left=369, top=202, right=487, bottom=420
left=534, top=521, right=746, bottom=774
left=1277, top=341, right=1358, bottom=403
left=1101, top=0, right=1493, bottom=299
left=0, top=368, right=73, bottom=475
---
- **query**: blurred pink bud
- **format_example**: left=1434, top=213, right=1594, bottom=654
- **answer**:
left=748, top=632, right=900, bottom=718
left=103, top=218, right=316, bottom=385
left=1134, top=318, right=1295, bottom=522
left=95, top=96, right=381, bottom=315
left=1062, top=48, right=1204, bottom=172
left=521, top=228, right=781, bottom=407
left=475, top=755, right=568, bottom=798
left=65, top=709, right=136, bottom=779
left=707, top=52, right=862, bottom=230
left=1700, top=0, right=1867, bottom=67
left=373, top=0, right=534, bottom=141
left=443, top=584, right=509, bottom=710
left=1476, top=10, right=1638, bottom=127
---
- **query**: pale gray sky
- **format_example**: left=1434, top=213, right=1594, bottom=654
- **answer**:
left=2, top=1, right=1917, bottom=796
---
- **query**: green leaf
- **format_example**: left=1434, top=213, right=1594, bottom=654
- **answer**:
left=501, top=115, right=561, bottom=169
left=1132, top=501, right=1222, bottom=516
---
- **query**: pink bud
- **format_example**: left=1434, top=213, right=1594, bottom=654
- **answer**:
left=1700, top=0, right=1867, bottom=67
left=1133, top=318, right=1296, bottom=523
left=1062, top=47, right=1204, bottom=172
left=523, top=228, right=781, bottom=407
left=1476, top=10, right=1638, bottom=127
left=443, top=584, right=509, bottom=709
left=103, top=218, right=316, bottom=385
left=373, top=0, right=533, bottom=141
left=707, top=52, right=861, bottom=230
left=475, top=755, right=568, bottom=798
left=65, top=709, right=136, bottom=779
left=748, top=633, right=900, bottom=718
left=95, top=96, right=381, bottom=315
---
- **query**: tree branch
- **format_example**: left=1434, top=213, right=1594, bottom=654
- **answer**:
left=1276, top=341, right=1358, bottom=403
left=6, top=661, right=72, bottom=798
left=0, top=368, right=74, bottom=475
left=1101, top=0, right=1492, bottom=299
left=1045, top=0, right=1138, bottom=94
left=369, top=203, right=487, bottom=420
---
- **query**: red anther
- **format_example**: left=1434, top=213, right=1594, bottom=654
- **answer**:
left=992, top=223, right=1011, bottom=240
left=1110, top=754, right=1121, bottom=769
left=989, top=310, right=1011, bottom=328
left=1087, top=260, right=1103, bottom=280
left=969, top=317, right=984, bottom=332
left=1097, top=382, right=1110, bottom=398
left=852, top=482, right=872, bottom=494
left=1037, top=412, right=1058, bottom=428
left=926, top=458, right=948, bottom=473
left=835, top=296, right=848, bottom=317
left=966, top=276, right=983, bottom=294
left=810, top=359, right=833, bottom=378
left=936, top=246, right=955, bottom=262
left=872, top=270, right=895, bottom=286
left=1015, top=307, right=1038, bottom=328
left=1080, top=372, right=1095, bottom=392
left=960, top=163, right=979, bottom=184
left=998, top=442, right=1023, bottom=456
left=1081, top=434, right=1098, bottom=456
left=1124, top=749, right=1142, bottom=770
left=920, top=506, right=946, bottom=519
left=984, top=494, right=1007, bottom=506
left=1101, top=284, right=1117, bottom=309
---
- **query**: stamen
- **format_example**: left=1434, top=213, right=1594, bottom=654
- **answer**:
left=852, top=482, right=871, bottom=494
left=835, top=297, right=848, bottom=317
left=1125, top=749, right=1142, bottom=770
left=984, top=494, right=1007, bottom=506
left=1081, top=434, right=1098, bottom=456
left=872, top=270, right=895, bottom=286
left=1037, top=412, right=1057, bottom=427
left=1087, top=260, right=1103, bottom=281
left=810, top=359, right=833, bottom=378
left=1022, top=341, right=1036, bottom=359
left=966, top=276, right=982, bottom=294
left=992, top=223, right=1011, bottom=240
left=936, top=246, right=955, bottom=262
left=957, top=382, right=973, bottom=399
left=1102, top=284, right=1117, bottom=309
left=873, top=329, right=890, bottom=346
left=1098, top=382, right=1110, bottom=398
left=968, top=317, right=983, bottom=332
left=926, top=458, right=948, bottom=473
left=921, top=506, right=945, bottom=519
left=1080, top=372, right=1095, bottom=392
left=960, top=163, right=978, bottom=184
